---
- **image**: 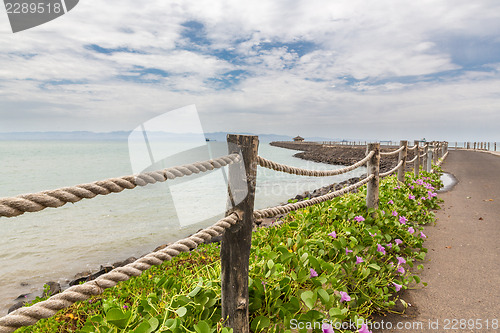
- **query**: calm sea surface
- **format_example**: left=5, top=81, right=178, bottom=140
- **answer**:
left=0, top=140, right=366, bottom=314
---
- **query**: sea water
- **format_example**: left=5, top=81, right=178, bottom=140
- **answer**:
left=0, top=140, right=366, bottom=314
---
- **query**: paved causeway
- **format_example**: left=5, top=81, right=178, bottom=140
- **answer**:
left=375, top=150, right=500, bottom=333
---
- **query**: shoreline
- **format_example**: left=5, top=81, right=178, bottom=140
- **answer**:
left=270, top=141, right=418, bottom=174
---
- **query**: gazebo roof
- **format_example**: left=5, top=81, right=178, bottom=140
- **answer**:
left=293, top=135, right=304, bottom=140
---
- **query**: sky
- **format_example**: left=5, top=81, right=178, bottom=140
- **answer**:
left=1, top=0, right=500, bottom=142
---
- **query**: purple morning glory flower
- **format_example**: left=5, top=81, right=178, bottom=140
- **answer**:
left=322, top=324, right=334, bottom=333
left=358, top=323, right=372, bottom=333
left=328, top=231, right=337, bottom=239
left=388, top=200, right=394, bottom=204
left=392, top=211, right=398, bottom=216
left=408, top=227, right=415, bottom=234
left=397, top=266, right=405, bottom=275
left=339, top=291, right=351, bottom=303
left=356, top=256, right=364, bottom=264
left=346, top=247, right=353, bottom=255
left=399, top=216, right=408, bottom=224
left=396, top=256, right=406, bottom=265
left=393, top=282, right=402, bottom=291
left=395, top=239, right=403, bottom=245
left=377, top=244, right=386, bottom=255
left=354, top=215, right=365, bottom=222
left=420, top=231, right=427, bottom=239
left=310, top=268, right=318, bottom=278
left=410, top=185, right=414, bottom=189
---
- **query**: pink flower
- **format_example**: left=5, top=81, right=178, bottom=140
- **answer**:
left=346, top=247, right=353, bottom=255
left=399, top=216, right=408, bottom=224
left=392, top=211, right=398, bottom=216
left=388, top=200, right=394, bottom=204
left=408, top=227, right=415, bottom=234
left=356, top=256, right=364, bottom=264
left=358, top=323, right=372, bottom=333
left=328, top=231, right=337, bottom=239
left=395, top=239, right=403, bottom=245
left=396, top=256, right=406, bottom=265
left=397, top=266, right=405, bottom=275
left=410, top=185, right=415, bottom=189
left=322, top=324, right=335, bottom=333
left=339, top=291, right=351, bottom=303
left=421, top=196, right=426, bottom=200
left=310, top=268, right=318, bottom=278
left=377, top=244, right=386, bottom=255
left=409, top=194, right=415, bottom=199
left=392, top=282, right=402, bottom=291
left=420, top=232, right=427, bottom=239
left=354, top=215, right=365, bottom=222
left=387, top=243, right=392, bottom=248
left=369, top=232, right=377, bottom=237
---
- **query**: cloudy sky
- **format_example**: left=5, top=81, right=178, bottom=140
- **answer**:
left=1, top=0, right=500, bottom=141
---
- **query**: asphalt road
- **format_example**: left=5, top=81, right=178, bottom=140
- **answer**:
left=373, top=150, right=500, bottom=333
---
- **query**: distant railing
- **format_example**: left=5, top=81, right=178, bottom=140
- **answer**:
left=0, top=135, right=449, bottom=333
left=451, top=141, right=498, bottom=152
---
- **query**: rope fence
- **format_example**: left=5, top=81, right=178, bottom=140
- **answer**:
left=0, top=135, right=449, bottom=333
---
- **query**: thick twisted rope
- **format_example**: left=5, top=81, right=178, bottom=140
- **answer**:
left=407, top=155, right=418, bottom=163
left=253, top=175, right=373, bottom=219
left=380, top=160, right=404, bottom=177
left=380, top=146, right=405, bottom=156
left=0, top=154, right=240, bottom=218
left=419, top=152, right=427, bottom=158
left=256, top=151, right=373, bottom=177
left=0, top=212, right=241, bottom=333
left=406, top=144, right=418, bottom=152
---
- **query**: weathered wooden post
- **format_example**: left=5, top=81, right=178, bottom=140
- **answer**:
left=422, top=143, right=428, bottom=171
left=414, top=140, right=420, bottom=177
left=366, top=143, right=380, bottom=212
left=427, top=144, right=433, bottom=172
left=488, top=142, right=490, bottom=151
left=221, top=134, right=259, bottom=333
left=397, top=140, right=407, bottom=183
left=495, top=142, right=497, bottom=151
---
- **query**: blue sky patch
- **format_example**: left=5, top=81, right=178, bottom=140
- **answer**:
left=181, top=20, right=210, bottom=47
left=206, top=69, right=249, bottom=89
left=85, top=44, right=146, bottom=55
left=118, top=66, right=170, bottom=83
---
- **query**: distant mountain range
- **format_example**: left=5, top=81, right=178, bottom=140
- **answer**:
left=0, top=131, right=342, bottom=142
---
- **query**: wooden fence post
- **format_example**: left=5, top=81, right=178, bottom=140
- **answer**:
left=221, top=134, right=259, bottom=333
left=495, top=142, right=497, bottom=151
left=422, top=143, right=428, bottom=171
left=414, top=140, right=420, bottom=177
left=397, top=140, right=407, bottom=183
left=366, top=143, right=380, bottom=211
left=427, top=145, right=433, bottom=172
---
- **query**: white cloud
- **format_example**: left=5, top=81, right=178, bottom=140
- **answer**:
left=1, top=0, right=500, bottom=141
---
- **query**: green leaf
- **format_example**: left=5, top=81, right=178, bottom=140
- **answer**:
left=251, top=316, right=270, bottom=332
left=300, top=290, right=317, bottom=309
left=105, top=308, right=132, bottom=329
left=133, top=321, right=152, bottom=333
left=175, top=306, right=187, bottom=317
left=368, top=263, right=381, bottom=271
left=317, top=289, right=330, bottom=304
left=194, top=320, right=211, bottom=333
